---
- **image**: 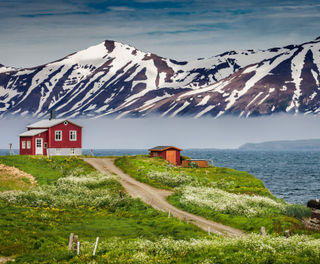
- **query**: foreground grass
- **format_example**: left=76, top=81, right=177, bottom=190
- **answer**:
left=115, top=155, right=310, bottom=234
left=0, top=156, right=204, bottom=263
left=0, top=165, right=35, bottom=191
left=1, top=155, right=318, bottom=263
left=0, top=155, right=94, bottom=185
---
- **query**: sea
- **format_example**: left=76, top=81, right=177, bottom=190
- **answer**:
left=1, top=149, right=319, bottom=205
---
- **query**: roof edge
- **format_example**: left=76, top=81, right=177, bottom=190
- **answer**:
left=149, top=146, right=182, bottom=151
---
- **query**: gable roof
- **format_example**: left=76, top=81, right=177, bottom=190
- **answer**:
left=27, top=119, right=82, bottom=128
left=19, top=129, right=48, bottom=137
left=149, top=146, right=182, bottom=151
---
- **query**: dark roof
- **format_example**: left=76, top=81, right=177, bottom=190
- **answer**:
left=148, top=146, right=182, bottom=151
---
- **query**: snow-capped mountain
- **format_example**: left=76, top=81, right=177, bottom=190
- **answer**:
left=1, top=37, right=320, bottom=118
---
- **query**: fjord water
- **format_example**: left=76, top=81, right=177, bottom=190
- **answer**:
left=82, top=149, right=319, bottom=205
left=1, top=149, right=318, bottom=205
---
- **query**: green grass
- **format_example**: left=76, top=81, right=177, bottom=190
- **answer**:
left=0, top=155, right=95, bottom=185
left=115, top=155, right=273, bottom=197
left=115, top=155, right=311, bottom=234
left=0, top=155, right=205, bottom=263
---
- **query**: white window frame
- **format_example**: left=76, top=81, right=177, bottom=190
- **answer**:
left=27, top=141, right=31, bottom=149
left=22, top=141, right=26, bottom=149
left=69, top=130, right=77, bottom=141
left=55, top=131, right=62, bottom=141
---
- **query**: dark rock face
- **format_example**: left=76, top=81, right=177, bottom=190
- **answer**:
left=307, top=199, right=320, bottom=210
left=1, top=37, right=320, bottom=119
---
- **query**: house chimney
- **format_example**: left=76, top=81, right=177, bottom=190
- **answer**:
left=49, top=109, right=56, bottom=120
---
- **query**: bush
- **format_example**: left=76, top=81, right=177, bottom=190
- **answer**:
left=286, top=204, right=311, bottom=219
left=189, top=162, right=199, bottom=168
left=0, top=172, right=128, bottom=210
left=178, top=186, right=286, bottom=217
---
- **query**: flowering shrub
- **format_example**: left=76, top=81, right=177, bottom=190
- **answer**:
left=147, top=171, right=196, bottom=187
left=178, top=186, right=286, bottom=217
left=70, top=235, right=320, bottom=264
left=0, top=172, right=127, bottom=209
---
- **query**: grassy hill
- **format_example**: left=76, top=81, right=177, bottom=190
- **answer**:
left=0, top=155, right=319, bottom=263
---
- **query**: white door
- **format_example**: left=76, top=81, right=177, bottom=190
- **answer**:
left=35, top=138, right=43, bottom=155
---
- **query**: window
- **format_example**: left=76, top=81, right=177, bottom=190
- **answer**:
left=71, top=148, right=75, bottom=155
left=64, top=121, right=68, bottom=125
left=70, top=131, right=77, bottom=141
left=22, top=141, right=26, bottom=149
left=27, top=141, right=31, bottom=149
left=44, top=143, right=47, bottom=148
left=55, top=131, right=62, bottom=141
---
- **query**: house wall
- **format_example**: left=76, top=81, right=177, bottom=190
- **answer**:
left=48, top=122, right=82, bottom=148
left=20, top=131, right=48, bottom=155
left=164, top=149, right=181, bottom=166
left=20, top=136, right=33, bottom=155
left=150, top=149, right=181, bottom=165
left=181, top=160, right=208, bottom=168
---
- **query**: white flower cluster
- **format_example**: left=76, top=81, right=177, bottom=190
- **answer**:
left=147, top=171, right=195, bottom=187
left=0, top=172, right=124, bottom=208
left=179, top=186, right=285, bottom=217
left=86, top=235, right=320, bottom=263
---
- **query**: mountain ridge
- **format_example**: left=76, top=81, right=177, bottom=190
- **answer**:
left=239, top=138, right=320, bottom=151
left=1, top=37, right=320, bottom=119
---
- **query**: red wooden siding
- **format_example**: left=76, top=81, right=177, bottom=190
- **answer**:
left=20, top=131, right=48, bottom=155
left=150, top=147, right=181, bottom=166
left=48, top=122, right=82, bottom=148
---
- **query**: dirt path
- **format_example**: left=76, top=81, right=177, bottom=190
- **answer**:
left=83, top=158, right=244, bottom=237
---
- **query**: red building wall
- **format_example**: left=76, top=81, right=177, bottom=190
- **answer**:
left=150, top=148, right=181, bottom=166
left=48, top=122, right=82, bottom=148
left=20, top=131, right=48, bottom=155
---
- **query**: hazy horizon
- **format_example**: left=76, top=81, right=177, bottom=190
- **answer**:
left=2, top=114, right=320, bottom=150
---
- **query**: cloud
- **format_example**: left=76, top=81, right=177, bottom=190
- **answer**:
left=1, top=0, right=320, bottom=67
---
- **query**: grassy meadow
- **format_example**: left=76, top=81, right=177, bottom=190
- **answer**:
left=0, top=155, right=319, bottom=263
left=115, top=155, right=312, bottom=234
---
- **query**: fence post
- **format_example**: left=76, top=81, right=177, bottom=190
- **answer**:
left=68, top=233, right=74, bottom=251
left=260, top=226, right=266, bottom=236
left=285, top=230, right=290, bottom=238
left=93, top=237, right=99, bottom=256
left=208, top=226, right=211, bottom=235
left=74, top=235, right=79, bottom=253
left=77, top=241, right=80, bottom=255
left=168, top=210, right=171, bottom=218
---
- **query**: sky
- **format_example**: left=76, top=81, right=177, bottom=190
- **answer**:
left=1, top=0, right=320, bottom=67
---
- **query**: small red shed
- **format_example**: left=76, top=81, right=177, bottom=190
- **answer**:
left=19, top=119, right=82, bottom=156
left=149, top=146, right=182, bottom=166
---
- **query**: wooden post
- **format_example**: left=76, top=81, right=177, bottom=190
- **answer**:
left=285, top=230, right=290, bottom=238
left=74, top=235, right=78, bottom=252
left=68, top=233, right=74, bottom=251
left=77, top=241, right=80, bottom=255
left=93, top=237, right=99, bottom=256
left=208, top=226, right=211, bottom=235
left=168, top=210, right=171, bottom=218
left=9, top=143, right=13, bottom=156
left=260, top=226, right=266, bottom=236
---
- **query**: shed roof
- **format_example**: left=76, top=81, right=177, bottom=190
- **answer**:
left=27, top=119, right=82, bottom=128
left=149, top=146, right=182, bottom=151
left=19, top=129, right=48, bottom=137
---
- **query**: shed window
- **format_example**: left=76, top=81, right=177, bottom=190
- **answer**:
left=22, top=141, right=26, bottom=149
left=55, top=131, right=62, bottom=141
left=70, top=131, right=77, bottom=141
left=27, top=141, right=31, bottom=149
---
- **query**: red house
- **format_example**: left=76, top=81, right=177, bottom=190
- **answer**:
left=149, top=146, right=182, bottom=166
left=19, top=119, right=82, bottom=156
